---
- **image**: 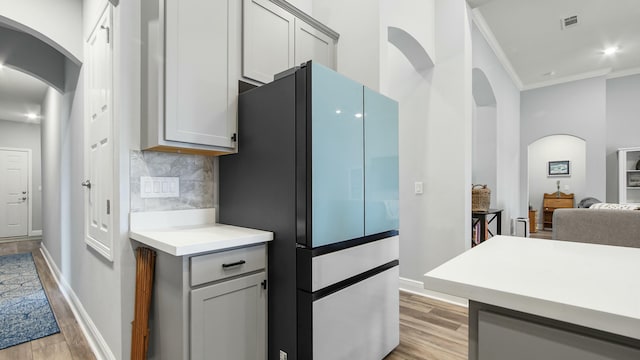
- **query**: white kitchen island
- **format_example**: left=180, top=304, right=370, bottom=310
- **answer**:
left=424, top=235, right=640, bottom=360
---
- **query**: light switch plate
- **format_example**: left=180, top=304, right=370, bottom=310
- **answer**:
left=414, top=181, right=424, bottom=195
left=140, top=176, right=180, bottom=198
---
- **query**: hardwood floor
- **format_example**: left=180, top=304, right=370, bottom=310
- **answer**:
left=530, top=229, right=553, bottom=240
left=0, top=240, right=469, bottom=360
left=386, top=291, right=468, bottom=360
left=0, top=240, right=96, bottom=360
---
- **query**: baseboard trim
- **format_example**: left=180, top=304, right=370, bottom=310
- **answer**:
left=40, top=246, right=116, bottom=360
left=399, top=277, right=468, bottom=307
left=29, top=230, right=43, bottom=236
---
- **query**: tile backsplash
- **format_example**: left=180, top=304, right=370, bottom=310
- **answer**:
left=130, top=150, right=216, bottom=212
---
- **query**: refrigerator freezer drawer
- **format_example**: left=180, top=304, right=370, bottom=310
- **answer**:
left=309, top=235, right=399, bottom=292
left=312, top=265, right=399, bottom=360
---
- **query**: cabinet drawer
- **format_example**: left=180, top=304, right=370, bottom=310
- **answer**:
left=191, top=244, right=266, bottom=286
left=544, top=199, right=572, bottom=208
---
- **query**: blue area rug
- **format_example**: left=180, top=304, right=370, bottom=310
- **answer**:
left=0, top=252, right=60, bottom=349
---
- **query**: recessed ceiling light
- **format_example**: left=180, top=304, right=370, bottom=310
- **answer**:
left=26, top=113, right=38, bottom=120
left=603, top=46, right=619, bottom=56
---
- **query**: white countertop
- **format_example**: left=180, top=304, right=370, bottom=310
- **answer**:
left=129, top=209, right=273, bottom=256
left=424, top=236, right=640, bottom=340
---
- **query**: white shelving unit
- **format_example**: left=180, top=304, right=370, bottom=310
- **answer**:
left=618, top=147, right=640, bottom=204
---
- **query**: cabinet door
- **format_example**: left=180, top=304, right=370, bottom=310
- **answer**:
left=294, top=18, right=335, bottom=70
left=243, top=0, right=295, bottom=83
left=191, top=272, right=266, bottom=360
left=364, top=88, right=399, bottom=236
left=311, top=63, right=364, bottom=247
left=164, top=0, right=237, bottom=148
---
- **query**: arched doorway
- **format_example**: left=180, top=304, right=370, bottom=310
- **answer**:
left=472, top=68, right=497, bottom=207
left=527, top=134, right=587, bottom=231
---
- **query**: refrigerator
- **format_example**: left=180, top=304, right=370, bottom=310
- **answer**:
left=219, top=61, right=399, bottom=360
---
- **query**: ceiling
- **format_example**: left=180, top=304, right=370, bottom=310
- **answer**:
left=469, top=0, right=640, bottom=89
left=2, top=1, right=638, bottom=117
left=0, top=65, right=48, bottom=124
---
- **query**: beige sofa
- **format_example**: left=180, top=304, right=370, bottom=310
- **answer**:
left=552, top=208, right=640, bottom=248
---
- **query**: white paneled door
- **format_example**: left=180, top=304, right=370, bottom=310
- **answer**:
left=0, top=149, right=29, bottom=237
left=84, top=6, right=114, bottom=261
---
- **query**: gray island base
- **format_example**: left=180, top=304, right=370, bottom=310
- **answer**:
left=469, top=301, right=640, bottom=360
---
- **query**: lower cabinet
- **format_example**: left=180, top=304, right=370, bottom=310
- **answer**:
left=148, top=244, right=267, bottom=360
left=191, top=272, right=266, bottom=360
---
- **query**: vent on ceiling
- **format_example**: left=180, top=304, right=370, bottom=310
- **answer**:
left=561, top=15, right=579, bottom=30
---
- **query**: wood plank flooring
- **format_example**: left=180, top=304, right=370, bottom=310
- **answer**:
left=530, top=229, right=553, bottom=240
left=0, top=240, right=95, bottom=360
left=0, top=240, right=469, bottom=360
left=386, top=291, right=468, bottom=360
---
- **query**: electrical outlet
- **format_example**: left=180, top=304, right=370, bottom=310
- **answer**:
left=140, top=176, right=180, bottom=198
left=279, top=350, right=287, bottom=360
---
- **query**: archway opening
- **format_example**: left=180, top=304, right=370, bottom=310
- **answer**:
left=472, top=68, right=497, bottom=207
left=527, top=134, right=587, bottom=231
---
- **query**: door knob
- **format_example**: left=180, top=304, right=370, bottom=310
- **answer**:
left=81, top=180, right=92, bottom=189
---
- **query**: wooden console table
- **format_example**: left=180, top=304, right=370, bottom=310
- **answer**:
left=542, top=192, right=574, bottom=230
left=472, top=209, right=502, bottom=246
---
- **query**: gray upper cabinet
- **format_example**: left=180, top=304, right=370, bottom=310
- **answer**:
left=141, top=0, right=239, bottom=155
left=243, top=0, right=339, bottom=84
left=242, top=0, right=295, bottom=83
left=294, top=18, right=335, bottom=70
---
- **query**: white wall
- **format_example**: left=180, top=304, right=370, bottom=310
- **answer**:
left=472, top=104, right=497, bottom=206
left=41, top=87, right=63, bottom=259
left=313, top=0, right=380, bottom=90
left=471, top=22, right=521, bottom=233
left=528, top=135, right=586, bottom=228
left=606, top=74, right=640, bottom=202
left=379, top=0, right=472, bottom=285
left=0, top=119, right=42, bottom=232
left=42, top=58, right=123, bottom=360
left=39, top=1, right=136, bottom=358
left=113, top=1, right=140, bottom=357
left=0, top=0, right=83, bottom=63
left=520, top=77, right=607, bottom=211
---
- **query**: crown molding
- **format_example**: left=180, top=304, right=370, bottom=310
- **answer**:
left=522, top=67, right=611, bottom=91
left=607, top=66, right=640, bottom=80
left=471, top=8, right=524, bottom=90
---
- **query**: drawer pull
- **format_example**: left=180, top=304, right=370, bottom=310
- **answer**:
left=222, top=260, right=246, bottom=269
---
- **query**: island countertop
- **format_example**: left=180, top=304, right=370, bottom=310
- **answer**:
left=129, top=209, right=273, bottom=256
left=424, top=235, right=640, bottom=340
